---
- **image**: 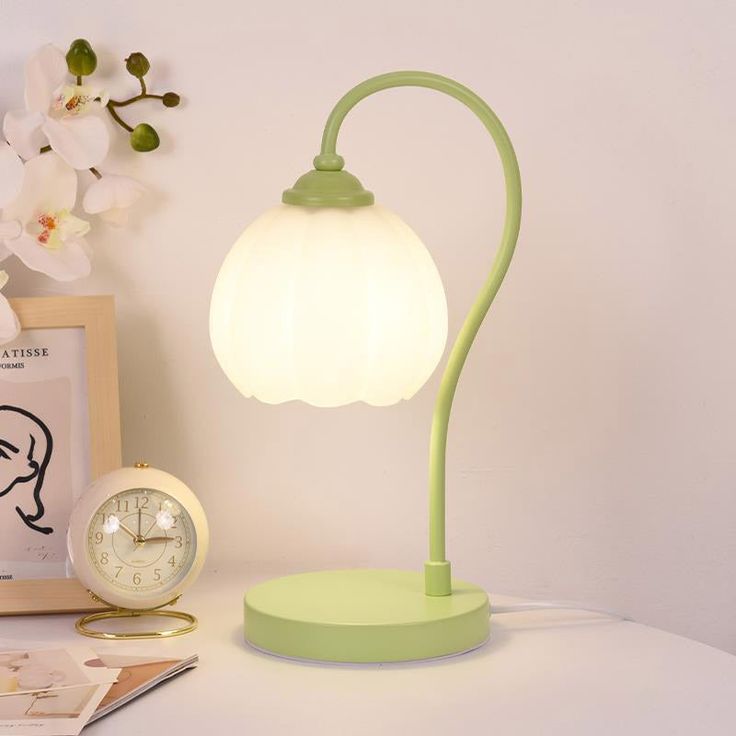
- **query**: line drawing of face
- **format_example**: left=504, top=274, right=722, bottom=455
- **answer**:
left=0, top=405, right=54, bottom=535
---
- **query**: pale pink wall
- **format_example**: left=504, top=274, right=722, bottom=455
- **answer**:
left=1, top=0, right=734, bottom=652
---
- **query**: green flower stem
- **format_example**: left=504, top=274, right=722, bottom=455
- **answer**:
left=105, top=102, right=134, bottom=132
left=108, top=92, right=165, bottom=108
left=139, top=77, right=147, bottom=95
left=39, top=145, right=51, bottom=154
left=76, top=75, right=82, bottom=85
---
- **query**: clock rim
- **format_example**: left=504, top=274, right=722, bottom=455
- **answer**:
left=67, top=466, right=209, bottom=610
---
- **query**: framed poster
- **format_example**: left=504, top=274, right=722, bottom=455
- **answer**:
left=0, top=296, right=121, bottom=614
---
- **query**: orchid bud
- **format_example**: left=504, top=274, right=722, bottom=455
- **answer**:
left=130, top=123, right=160, bottom=152
left=125, top=52, right=150, bottom=78
left=162, top=92, right=180, bottom=108
left=66, top=39, right=97, bottom=76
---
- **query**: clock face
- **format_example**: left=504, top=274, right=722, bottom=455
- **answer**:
left=86, top=488, right=197, bottom=600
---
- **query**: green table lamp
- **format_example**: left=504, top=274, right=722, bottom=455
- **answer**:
left=209, top=71, right=521, bottom=663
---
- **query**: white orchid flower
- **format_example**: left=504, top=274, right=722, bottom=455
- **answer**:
left=0, top=152, right=91, bottom=281
left=0, top=143, right=24, bottom=265
left=0, top=141, right=24, bottom=208
left=83, top=174, right=146, bottom=226
left=0, top=271, right=20, bottom=344
left=3, top=44, right=109, bottom=170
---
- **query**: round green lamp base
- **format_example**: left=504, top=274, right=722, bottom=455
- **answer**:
left=244, top=569, right=490, bottom=663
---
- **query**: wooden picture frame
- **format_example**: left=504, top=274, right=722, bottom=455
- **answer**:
left=0, top=296, right=121, bottom=615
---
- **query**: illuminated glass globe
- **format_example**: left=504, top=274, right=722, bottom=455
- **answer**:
left=209, top=204, right=448, bottom=407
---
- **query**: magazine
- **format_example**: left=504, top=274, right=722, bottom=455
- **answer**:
left=0, top=647, right=119, bottom=735
left=0, top=647, right=197, bottom=735
left=87, top=653, right=198, bottom=724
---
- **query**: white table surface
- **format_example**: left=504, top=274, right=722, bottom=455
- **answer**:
left=2, top=568, right=735, bottom=735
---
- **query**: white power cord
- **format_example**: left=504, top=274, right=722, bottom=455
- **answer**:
left=490, top=599, right=633, bottom=621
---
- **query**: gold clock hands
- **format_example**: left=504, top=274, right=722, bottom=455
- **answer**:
left=116, top=521, right=140, bottom=542
left=137, top=508, right=142, bottom=537
left=142, top=536, right=170, bottom=543
left=141, top=514, right=178, bottom=541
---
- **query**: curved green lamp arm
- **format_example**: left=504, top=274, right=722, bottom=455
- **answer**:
left=319, top=71, right=522, bottom=597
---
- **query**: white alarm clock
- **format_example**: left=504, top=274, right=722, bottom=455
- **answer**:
left=68, top=464, right=209, bottom=612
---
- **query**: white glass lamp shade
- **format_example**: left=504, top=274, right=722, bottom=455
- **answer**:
left=210, top=204, right=448, bottom=407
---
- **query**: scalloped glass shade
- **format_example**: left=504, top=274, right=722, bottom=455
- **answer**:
left=209, top=204, right=448, bottom=407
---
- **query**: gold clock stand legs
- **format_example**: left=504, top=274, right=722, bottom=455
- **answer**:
left=75, top=595, right=197, bottom=640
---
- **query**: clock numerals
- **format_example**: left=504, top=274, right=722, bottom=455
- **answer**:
left=113, top=496, right=152, bottom=513
left=88, top=488, right=195, bottom=596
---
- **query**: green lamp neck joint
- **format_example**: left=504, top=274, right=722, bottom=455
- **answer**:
left=289, top=71, right=522, bottom=597
left=282, top=153, right=374, bottom=207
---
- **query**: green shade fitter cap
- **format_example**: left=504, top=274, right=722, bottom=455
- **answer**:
left=282, top=153, right=374, bottom=207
